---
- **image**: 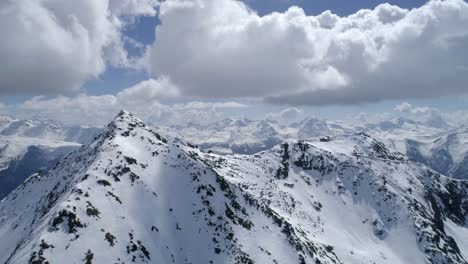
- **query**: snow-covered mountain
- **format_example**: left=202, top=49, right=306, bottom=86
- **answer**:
left=1, top=111, right=466, bottom=263
left=161, top=117, right=289, bottom=154
left=294, top=116, right=361, bottom=139
left=164, top=116, right=359, bottom=155
left=367, top=118, right=468, bottom=180
left=0, top=137, right=79, bottom=199
left=0, top=116, right=101, bottom=144
left=166, top=114, right=468, bottom=180
left=0, top=116, right=101, bottom=199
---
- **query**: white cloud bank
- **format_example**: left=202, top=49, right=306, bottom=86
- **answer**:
left=1, top=78, right=247, bottom=126
left=2, top=0, right=468, bottom=116
left=147, top=0, right=468, bottom=105
left=0, top=0, right=158, bottom=94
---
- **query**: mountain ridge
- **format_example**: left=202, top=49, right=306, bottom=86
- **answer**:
left=0, top=111, right=467, bottom=263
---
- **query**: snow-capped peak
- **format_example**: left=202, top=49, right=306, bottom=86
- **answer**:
left=0, top=111, right=467, bottom=264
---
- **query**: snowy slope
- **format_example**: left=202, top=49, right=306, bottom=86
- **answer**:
left=0, top=111, right=466, bottom=264
left=0, top=137, right=79, bottom=170
left=166, top=117, right=358, bottom=155
left=0, top=117, right=101, bottom=199
left=163, top=114, right=468, bottom=181
left=0, top=117, right=101, bottom=144
left=203, top=133, right=468, bottom=264
left=0, top=136, right=82, bottom=200
left=156, top=114, right=468, bottom=180
left=163, top=118, right=289, bottom=154
left=369, top=122, right=468, bottom=180
left=0, top=111, right=312, bottom=264
left=0, top=136, right=79, bottom=199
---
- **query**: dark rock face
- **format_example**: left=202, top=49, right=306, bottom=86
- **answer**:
left=275, top=143, right=290, bottom=179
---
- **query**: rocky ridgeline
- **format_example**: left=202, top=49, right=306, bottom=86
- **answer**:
left=0, top=111, right=466, bottom=264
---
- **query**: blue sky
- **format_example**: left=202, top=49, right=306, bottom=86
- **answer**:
left=83, top=0, right=465, bottom=119
left=242, top=0, right=428, bottom=15
left=2, top=0, right=467, bottom=125
left=84, top=0, right=431, bottom=96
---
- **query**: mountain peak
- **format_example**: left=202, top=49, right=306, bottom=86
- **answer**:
left=114, top=110, right=142, bottom=124
left=116, top=109, right=131, bottom=118
left=105, top=110, right=147, bottom=135
left=98, top=111, right=171, bottom=150
left=1, top=113, right=467, bottom=264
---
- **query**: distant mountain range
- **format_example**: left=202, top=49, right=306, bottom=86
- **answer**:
left=0, top=111, right=467, bottom=263
left=1, top=111, right=467, bottom=201
left=0, top=117, right=101, bottom=199
left=160, top=114, right=468, bottom=181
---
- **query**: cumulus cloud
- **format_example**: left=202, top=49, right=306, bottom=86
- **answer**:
left=19, top=95, right=120, bottom=125
left=109, top=0, right=159, bottom=16
left=0, top=77, right=247, bottom=126
left=279, top=107, right=302, bottom=119
left=394, top=102, right=414, bottom=112
left=181, top=101, right=248, bottom=109
left=0, top=0, right=158, bottom=94
left=116, top=77, right=180, bottom=102
left=266, top=107, right=303, bottom=123
left=393, top=102, right=440, bottom=115
left=147, top=0, right=468, bottom=105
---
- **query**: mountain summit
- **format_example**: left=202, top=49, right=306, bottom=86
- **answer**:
left=0, top=111, right=467, bottom=264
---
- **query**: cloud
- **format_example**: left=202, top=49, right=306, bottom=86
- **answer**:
left=109, top=0, right=159, bottom=16
left=394, top=102, right=437, bottom=115
left=266, top=107, right=302, bottom=123
left=181, top=101, right=248, bottom=109
left=0, top=0, right=158, bottom=94
left=116, top=77, right=180, bottom=102
left=147, top=0, right=468, bottom=105
left=18, top=95, right=120, bottom=126
left=394, top=102, right=414, bottom=112
left=0, top=77, right=247, bottom=126
left=279, top=107, right=302, bottom=119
